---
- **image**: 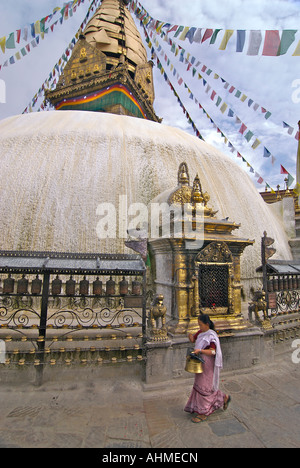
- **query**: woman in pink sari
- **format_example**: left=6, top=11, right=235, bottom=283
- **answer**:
left=184, top=314, right=231, bottom=423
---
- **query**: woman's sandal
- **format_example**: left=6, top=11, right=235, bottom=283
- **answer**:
left=191, top=414, right=207, bottom=423
left=223, top=395, right=232, bottom=411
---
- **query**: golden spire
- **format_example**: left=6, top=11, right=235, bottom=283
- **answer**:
left=83, top=0, right=149, bottom=77
left=45, top=0, right=160, bottom=122
left=178, top=162, right=190, bottom=186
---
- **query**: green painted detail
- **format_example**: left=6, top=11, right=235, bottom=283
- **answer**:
left=58, top=91, right=145, bottom=118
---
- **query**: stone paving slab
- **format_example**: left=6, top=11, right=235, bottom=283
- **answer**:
left=0, top=354, right=299, bottom=448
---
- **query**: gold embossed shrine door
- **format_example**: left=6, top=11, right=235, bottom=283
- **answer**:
left=198, top=264, right=229, bottom=309
left=194, top=242, right=234, bottom=316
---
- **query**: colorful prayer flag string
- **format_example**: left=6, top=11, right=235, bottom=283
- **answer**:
left=151, top=23, right=299, bottom=143
left=0, top=0, right=94, bottom=73
left=130, top=1, right=300, bottom=56
left=140, top=23, right=271, bottom=189
left=21, top=0, right=101, bottom=114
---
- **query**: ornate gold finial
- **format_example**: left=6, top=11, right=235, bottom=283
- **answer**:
left=192, top=174, right=211, bottom=209
left=178, top=162, right=190, bottom=186
left=191, top=175, right=203, bottom=204
left=168, top=163, right=217, bottom=216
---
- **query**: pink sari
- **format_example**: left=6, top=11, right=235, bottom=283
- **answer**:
left=184, top=355, right=226, bottom=416
left=184, top=329, right=226, bottom=416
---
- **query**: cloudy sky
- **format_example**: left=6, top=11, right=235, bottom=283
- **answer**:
left=0, top=0, right=299, bottom=190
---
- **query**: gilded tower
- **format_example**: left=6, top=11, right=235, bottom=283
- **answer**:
left=45, top=0, right=160, bottom=122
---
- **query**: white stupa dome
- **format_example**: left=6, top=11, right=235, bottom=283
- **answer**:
left=0, top=110, right=292, bottom=289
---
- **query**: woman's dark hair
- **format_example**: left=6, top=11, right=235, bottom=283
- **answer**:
left=198, top=313, right=215, bottom=331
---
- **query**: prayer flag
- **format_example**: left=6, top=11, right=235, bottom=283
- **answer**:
left=283, top=122, right=294, bottom=134
left=174, top=26, right=184, bottom=38
left=210, top=29, right=222, bottom=45
left=23, top=26, right=29, bottom=41
left=277, top=30, right=297, bottom=56
left=6, top=33, right=15, bottom=49
left=219, top=30, right=234, bottom=50
left=35, top=21, right=41, bottom=35
left=31, top=23, right=35, bottom=38
left=252, top=139, right=261, bottom=149
left=16, top=30, right=21, bottom=44
left=0, top=37, right=6, bottom=53
left=245, top=131, right=254, bottom=142
left=193, top=28, right=202, bottom=43
left=202, top=29, right=213, bottom=43
left=247, top=30, right=262, bottom=55
left=287, top=174, right=295, bottom=187
left=167, top=25, right=179, bottom=34
left=179, top=27, right=190, bottom=41
left=262, top=30, right=281, bottom=56
left=263, top=147, right=271, bottom=158
left=293, top=40, right=300, bottom=56
left=239, top=123, right=247, bottom=134
left=236, top=30, right=246, bottom=52
left=185, top=27, right=197, bottom=43
left=220, top=103, right=228, bottom=113
left=280, top=165, right=289, bottom=175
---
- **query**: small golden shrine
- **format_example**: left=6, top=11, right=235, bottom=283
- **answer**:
left=149, top=162, right=255, bottom=334
left=45, top=0, right=160, bottom=122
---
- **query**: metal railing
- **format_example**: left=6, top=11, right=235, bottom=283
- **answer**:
left=0, top=251, right=147, bottom=384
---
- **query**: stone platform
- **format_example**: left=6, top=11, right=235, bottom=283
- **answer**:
left=0, top=351, right=299, bottom=449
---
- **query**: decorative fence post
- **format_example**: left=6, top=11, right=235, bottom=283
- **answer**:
left=36, top=271, right=50, bottom=386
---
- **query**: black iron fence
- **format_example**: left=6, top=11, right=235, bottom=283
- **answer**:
left=0, top=251, right=147, bottom=384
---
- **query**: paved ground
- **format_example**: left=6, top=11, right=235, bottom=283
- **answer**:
left=0, top=353, right=299, bottom=449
